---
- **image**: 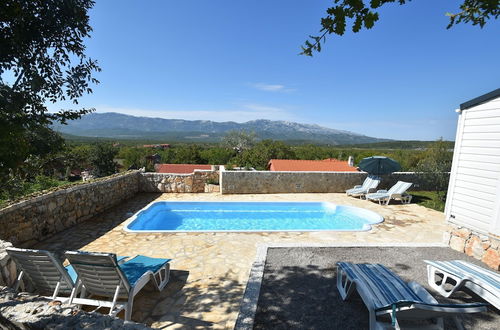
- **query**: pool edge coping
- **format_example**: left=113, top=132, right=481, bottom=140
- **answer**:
left=233, top=242, right=448, bottom=330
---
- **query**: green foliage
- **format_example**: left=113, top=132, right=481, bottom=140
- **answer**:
left=117, top=147, right=152, bottom=170
left=415, top=139, right=453, bottom=201
left=222, top=130, right=257, bottom=152
left=0, top=175, right=69, bottom=204
left=411, top=191, right=446, bottom=212
left=200, top=148, right=236, bottom=165
left=88, top=143, right=118, bottom=177
left=232, top=140, right=296, bottom=170
left=206, top=177, right=219, bottom=185
left=0, top=0, right=99, bottom=194
left=302, top=0, right=499, bottom=56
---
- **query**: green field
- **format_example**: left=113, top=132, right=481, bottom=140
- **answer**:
left=411, top=191, right=446, bottom=212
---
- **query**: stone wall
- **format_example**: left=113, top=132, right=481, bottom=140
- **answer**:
left=140, top=170, right=219, bottom=193
left=0, top=286, right=152, bottom=329
left=445, top=224, right=500, bottom=270
left=0, top=171, right=140, bottom=247
left=220, top=170, right=446, bottom=194
left=0, top=241, right=16, bottom=288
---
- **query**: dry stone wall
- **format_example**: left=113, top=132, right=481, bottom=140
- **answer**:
left=0, top=171, right=140, bottom=247
left=445, top=224, right=500, bottom=270
left=220, top=171, right=445, bottom=194
left=140, top=170, right=219, bottom=193
left=0, top=241, right=16, bottom=288
left=0, top=286, right=152, bottom=329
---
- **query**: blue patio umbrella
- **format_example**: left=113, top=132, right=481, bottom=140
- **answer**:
left=357, top=156, right=401, bottom=176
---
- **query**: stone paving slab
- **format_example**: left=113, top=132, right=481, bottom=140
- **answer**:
left=32, top=193, right=446, bottom=329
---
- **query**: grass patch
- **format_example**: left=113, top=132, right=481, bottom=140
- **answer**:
left=411, top=191, right=446, bottom=212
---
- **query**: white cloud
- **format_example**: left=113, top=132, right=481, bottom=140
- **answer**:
left=94, top=103, right=300, bottom=123
left=251, top=83, right=295, bottom=92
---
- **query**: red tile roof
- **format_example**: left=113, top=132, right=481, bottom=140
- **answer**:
left=155, top=164, right=212, bottom=174
left=268, top=158, right=358, bottom=172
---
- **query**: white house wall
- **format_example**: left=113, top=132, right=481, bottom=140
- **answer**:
left=447, top=97, right=500, bottom=235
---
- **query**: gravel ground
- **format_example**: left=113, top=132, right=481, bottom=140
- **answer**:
left=253, top=247, right=499, bottom=329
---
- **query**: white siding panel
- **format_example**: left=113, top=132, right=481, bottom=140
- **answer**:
left=461, top=132, right=500, bottom=140
left=458, top=153, right=500, bottom=164
left=451, top=204, right=492, bottom=223
left=450, top=212, right=491, bottom=232
left=460, top=146, right=500, bottom=156
left=460, top=139, right=500, bottom=148
left=452, top=195, right=495, bottom=214
left=456, top=166, right=499, bottom=179
left=464, top=117, right=500, bottom=126
left=465, top=109, right=500, bottom=119
left=466, top=98, right=500, bottom=112
left=448, top=95, right=500, bottom=235
left=454, top=175, right=498, bottom=187
left=454, top=179, right=498, bottom=195
left=462, top=124, right=500, bottom=133
left=452, top=186, right=496, bottom=203
left=456, top=160, right=500, bottom=173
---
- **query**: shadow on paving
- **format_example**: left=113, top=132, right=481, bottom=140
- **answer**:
left=143, top=271, right=244, bottom=328
left=32, top=193, right=162, bottom=258
left=253, top=247, right=499, bottom=330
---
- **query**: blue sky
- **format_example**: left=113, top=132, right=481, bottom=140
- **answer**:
left=53, top=0, right=500, bottom=140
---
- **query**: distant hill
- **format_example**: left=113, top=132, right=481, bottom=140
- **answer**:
left=54, top=112, right=390, bottom=145
left=336, top=140, right=455, bottom=150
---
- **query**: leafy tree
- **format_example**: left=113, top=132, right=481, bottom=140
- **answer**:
left=415, top=139, right=453, bottom=201
left=233, top=140, right=296, bottom=170
left=118, top=147, right=152, bottom=170
left=222, top=130, right=257, bottom=152
left=172, top=145, right=203, bottom=164
left=302, top=0, right=499, bottom=55
left=0, top=0, right=99, bottom=187
left=200, top=147, right=236, bottom=165
left=89, top=143, right=118, bottom=177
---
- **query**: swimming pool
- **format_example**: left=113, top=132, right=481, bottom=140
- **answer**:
left=125, top=202, right=383, bottom=232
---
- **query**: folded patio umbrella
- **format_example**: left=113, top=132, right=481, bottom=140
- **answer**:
left=358, top=156, right=401, bottom=175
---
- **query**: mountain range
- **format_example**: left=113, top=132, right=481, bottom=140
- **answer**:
left=54, top=112, right=388, bottom=145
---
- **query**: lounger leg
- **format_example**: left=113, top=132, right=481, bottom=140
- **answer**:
left=426, top=265, right=463, bottom=298
left=52, top=281, right=61, bottom=300
left=13, top=270, right=24, bottom=291
left=336, top=267, right=355, bottom=300
left=125, top=292, right=135, bottom=321
left=110, top=284, right=122, bottom=317
left=154, top=263, right=170, bottom=291
left=69, top=280, right=82, bottom=306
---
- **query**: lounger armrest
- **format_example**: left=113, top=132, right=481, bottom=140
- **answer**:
left=353, top=185, right=362, bottom=189
left=376, top=190, right=388, bottom=193
left=408, top=281, right=438, bottom=304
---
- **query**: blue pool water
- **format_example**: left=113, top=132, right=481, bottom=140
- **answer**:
left=125, top=202, right=383, bottom=232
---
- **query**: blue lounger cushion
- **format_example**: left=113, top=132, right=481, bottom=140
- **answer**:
left=120, top=255, right=171, bottom=286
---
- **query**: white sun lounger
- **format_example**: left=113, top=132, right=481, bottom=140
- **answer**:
left=6, top=247, right=128, bottom=302
left=346, top=176, right=381, bottom=198
left=6, top=247, right=77, bottom=301
left=65, top=251, right=171, bottom=320
left=337, top=262, right=487, bottom=330
left=425, top=260, right=500, bottom=310
left=365, top=181, right=413, bottom=205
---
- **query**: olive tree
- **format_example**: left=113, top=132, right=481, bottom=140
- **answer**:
left=0, top=0, right=99, bottom=193
left=302, top=0, right=499, bottom=55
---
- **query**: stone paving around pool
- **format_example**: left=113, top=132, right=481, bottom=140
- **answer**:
left=33, top=192, right=446, bottom=329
